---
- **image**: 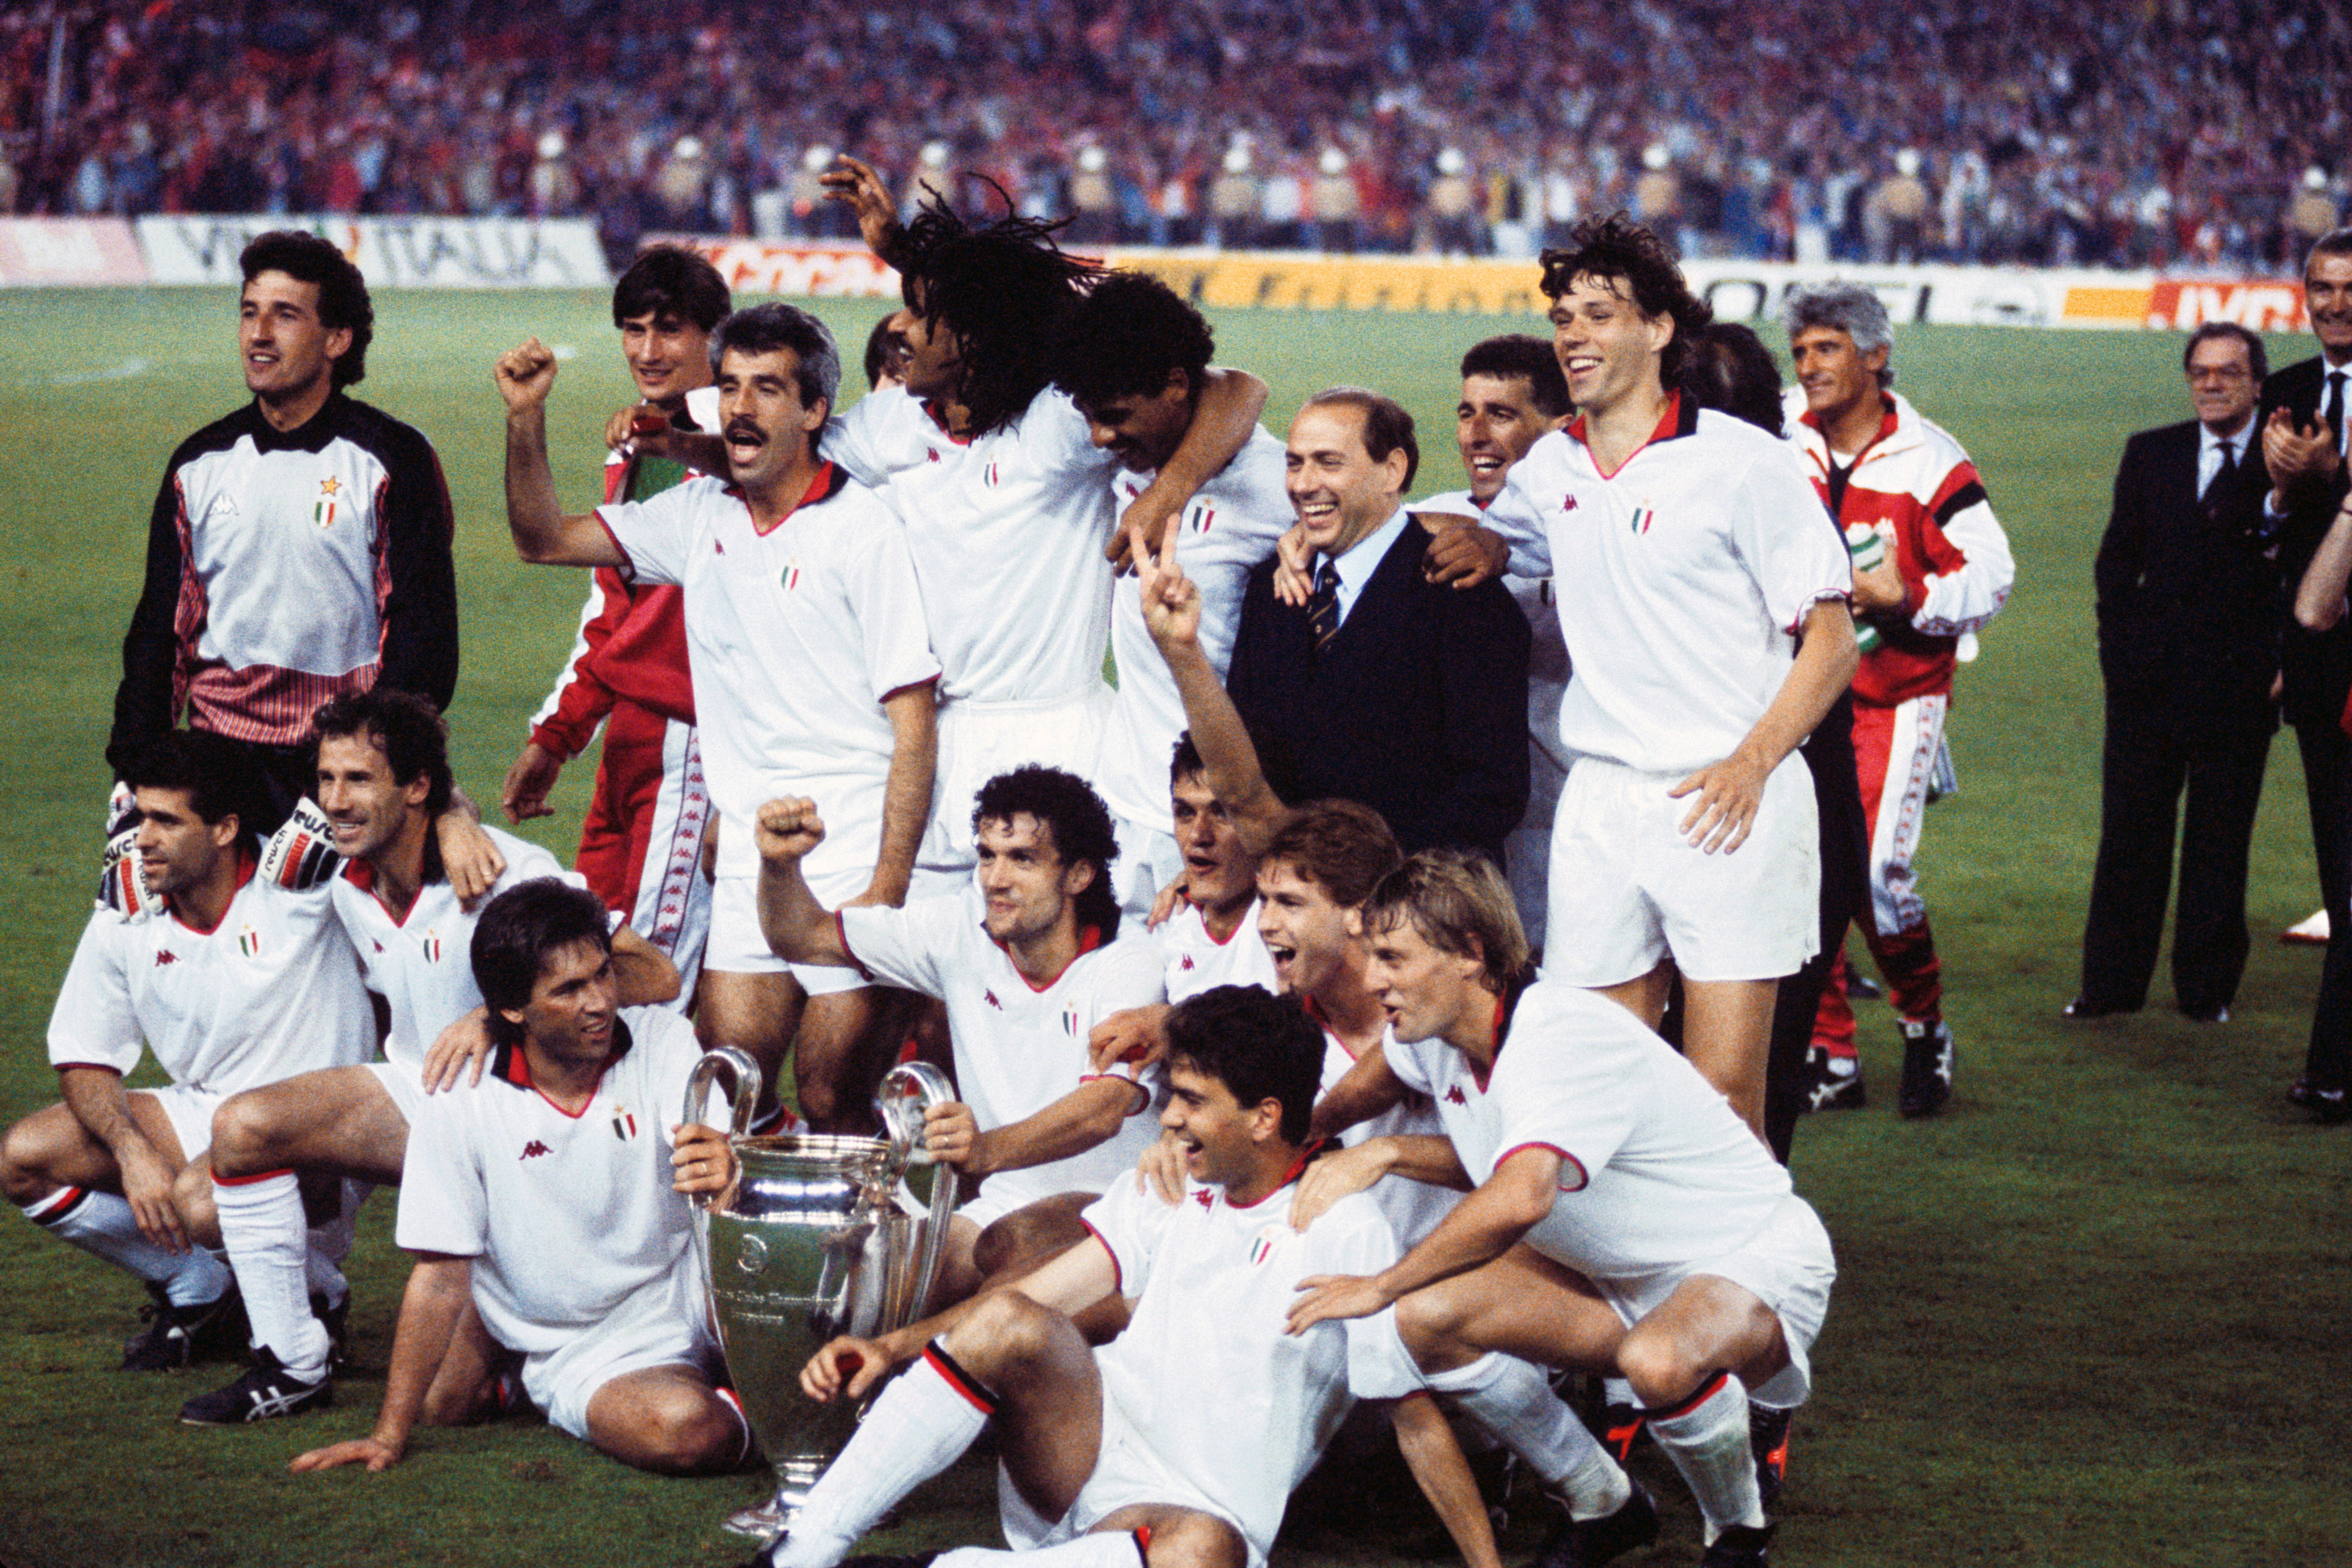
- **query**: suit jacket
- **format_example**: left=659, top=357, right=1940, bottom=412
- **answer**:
left=1227, top=516, right=1530, bottom=866
left=2261, top=355, right=2352, bottom=728
left=2094, top=418, right=2278, bottom=741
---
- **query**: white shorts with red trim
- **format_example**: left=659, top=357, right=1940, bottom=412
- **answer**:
left=705, top=871, right=869, bottom=996
left=1543, top=753, right=1819, bottom=986
left=521, top=1252, right=721, bottom=1441
left=1591, top=1192, right=1833, bottom=1409
left=998, top=1377, right=1252, bottom=1565
left=924, top=686, right=1114, bottom=874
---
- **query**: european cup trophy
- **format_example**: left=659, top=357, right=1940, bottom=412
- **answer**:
left=684, top=1048, right=959, bottom=1533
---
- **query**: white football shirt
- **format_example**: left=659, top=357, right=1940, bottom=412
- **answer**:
left=331, top=827, right=571, bottom=1081
left=824, top=385, right=1120, bottom=705
left=597, top=467, right=941, bottom=898
left=1099, top=431, right=1292, bottom=834
left=1482, top=400, right=1851, bottom=774
left=1082, top=1170, right=1399, bottom=1567
left=49, top=856, right=372, bottom=1094
left=394, top=1007, right=705, bottom=1357
left=1158, top=897, right=1279, bottom=1003
left=837, top=889, right=1165, bottom=1211
left=1403, top=979, right=1805, bottom=1281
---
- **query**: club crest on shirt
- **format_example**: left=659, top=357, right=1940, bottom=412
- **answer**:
left=1187, top=502, right=1217, bottom=534
left=612, top=1105, right=639, bottom=1141
left=1061, top=1003, right=1081, bottom=1037
left=983, top=461, right=1001, bottom=486
left=314, top=474, right=340, bottom=529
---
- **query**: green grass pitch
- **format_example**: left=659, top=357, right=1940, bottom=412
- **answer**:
left=0, top=285, right=2346, bottom=1567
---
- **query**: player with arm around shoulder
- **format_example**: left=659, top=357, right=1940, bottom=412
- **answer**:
left=0, top=731, right=373, bottom=1373
left=289, top=878, right=750, bottom=1477
left=1292, top=857, right=1836, bottom=1568
left=756, top=985, right=1400, bottom=1568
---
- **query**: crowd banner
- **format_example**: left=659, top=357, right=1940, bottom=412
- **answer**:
left=0, top=218, right=149, bottom=286
left=136, top=216, right=609, bottom=288
left=650, top=236, right=900, bottom=299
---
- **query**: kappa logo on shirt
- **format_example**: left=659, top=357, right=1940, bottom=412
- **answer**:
left=1444, top=1084, right=1469, bottom=1106
left=983, top=989, right=1003, bottom=1010
left=1193, top=1189, right=1215, bottom=1209
left=202, top=493, right=238, bottom=522
left=1561, top=494, right=1578, bottom=512
left=926, top=449, right=941, bottom=463
left=520, top=1140, right=553, bottom=1160
left=1178, top=954, right=1196, bottom=971
left=154, top=949, right=181, bottom=966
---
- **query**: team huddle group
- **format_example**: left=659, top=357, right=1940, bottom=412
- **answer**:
left=13, top=153, right=2059, bottom=1568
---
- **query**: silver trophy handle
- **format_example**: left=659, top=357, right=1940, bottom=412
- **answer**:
left=684, top=1046, right=763, bottom=1139
left=874, top=1061, right=959, bottom=1316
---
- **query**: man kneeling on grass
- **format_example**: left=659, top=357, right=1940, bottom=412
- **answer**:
left=752, top=984, right=1404, bottom=1568
left=291, top=878, right=753, bottom=1476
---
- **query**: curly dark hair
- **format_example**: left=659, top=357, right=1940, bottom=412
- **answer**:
left=897, top=188, right=1103, bottom=436
left=119, top=729, right=270, bottom=840
left=240, top=230, right=374, bottom=388
left=1682, top=321, right=1786, bottom=438
left=1538, top=212, right=1711, bottom=386
left=972, top=764, right=1122, bottom=939
left=1047, top=270, right=1215, bottom=411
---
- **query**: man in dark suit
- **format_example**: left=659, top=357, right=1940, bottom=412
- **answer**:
left=2263, top=234, right=2352, bottom=928
left=1226, top=388, right=1529, bottom=868
left=2074, top=323, right=2277, bottom=1022
left=2262, top=229, right=2352, bottom=1116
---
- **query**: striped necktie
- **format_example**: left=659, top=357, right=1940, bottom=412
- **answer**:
left=1307, top=560, right=1341, bottom=652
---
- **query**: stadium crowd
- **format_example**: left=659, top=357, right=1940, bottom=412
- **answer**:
left=1, top=0, right=2346, bottom=271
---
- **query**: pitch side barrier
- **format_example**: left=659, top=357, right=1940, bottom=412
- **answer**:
left=125, top=215, right=609, bottom=288
left=653, top=234, right=2310, bottom=334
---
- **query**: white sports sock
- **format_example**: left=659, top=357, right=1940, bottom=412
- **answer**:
left=766, top=1343, right=994, bottom=1568
left=1644, top=1373, right=1763, bottom=1539
left=1427, top=1353, right=1629, bottom=1521
left=23, top=1187, right=230, bottom=1304
left=212, top=1170, right=330, bottom=1377
left=1601, top=1376, right=1636, bottom=1408
left=933, top=1531, right=1146, bottom=1568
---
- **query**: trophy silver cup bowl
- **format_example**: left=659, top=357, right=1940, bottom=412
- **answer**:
left=684, top=1048, right=959, bottom=1521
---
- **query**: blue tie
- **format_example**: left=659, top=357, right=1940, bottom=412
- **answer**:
left=1307, top=560, right=1341, bottom=652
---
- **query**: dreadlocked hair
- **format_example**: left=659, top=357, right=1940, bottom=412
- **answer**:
left=898, top=185, right=1103, bottom=436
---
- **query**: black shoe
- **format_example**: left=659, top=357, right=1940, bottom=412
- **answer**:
left=1700, top=1522, right=1775, bottom=1567
left=2180, top=1003, right=2230, bottom=1024
left=1846, top=969, right=1882, bottom=1001
left=1897, top=1016, right=1954, bottom=1118
left=1801, top=1048, right=1865, bottom=1113
left=2306, top=1085, right=2351, bottom=1126
left=311, top=1291, right=351, bottom=1372
left=178, top=1346, right=333, bottom=1425
left=1750, top=1402, right=1792, bottom=1510
left=1534, top=1481, right=1658, bottom=1568
left=1600, top=1402, right=1645, bottom=1465
left=122, top=1281, right=245, bottom=1371
left=2061, top=996, right=2131, bottom=1020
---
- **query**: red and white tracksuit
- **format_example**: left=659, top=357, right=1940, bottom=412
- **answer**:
left=1787, top=390, right=2013, bottom=1055
left=525, top=453, right=712, bottom=1000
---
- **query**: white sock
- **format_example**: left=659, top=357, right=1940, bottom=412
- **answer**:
left=766, top=1343, right=994, bottom=1568
left=212, top=1170, right=330, bottom=1377
left=22, top=1186, right=230, bottom=1304
left=1428, top=1352, right=1629, bottom=1520
left=1644, top=1373, right=1763, bottom=1539
left=1602, top=1376, right=1636, bottom=1408
left=934, top=1532, right=1146, bottom=1568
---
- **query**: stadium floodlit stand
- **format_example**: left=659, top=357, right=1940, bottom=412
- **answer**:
left=0, top=0, right=2343, bottom=271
